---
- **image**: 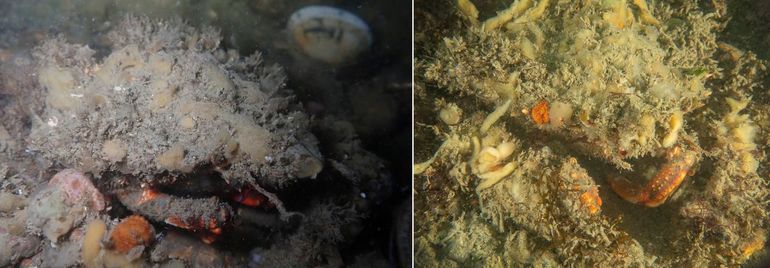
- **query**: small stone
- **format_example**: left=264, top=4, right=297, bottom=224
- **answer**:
left=26, top=169, right=106, bottom=242
left=0, top=192, right=25, bottom=213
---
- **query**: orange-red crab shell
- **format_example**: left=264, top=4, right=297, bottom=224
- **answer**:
left=608, top=146, right=697, bottom=207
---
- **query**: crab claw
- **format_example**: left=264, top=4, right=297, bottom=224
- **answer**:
left=117, top=187, right=233, bottom=244
left=231, top=185, right=268, bottom=208
left=608, top=146, right=697, bottom=207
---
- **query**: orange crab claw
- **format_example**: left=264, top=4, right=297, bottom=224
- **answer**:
left=608, top=146, right=697, bottom=207
left=138, top=188, right=160, bottom=205
left=232, top=185, right=269, bottom=208
left=165, top=216, right=224, bottom=244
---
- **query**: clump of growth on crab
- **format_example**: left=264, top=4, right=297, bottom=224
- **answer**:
left=28, top=16, right=324, bottom=219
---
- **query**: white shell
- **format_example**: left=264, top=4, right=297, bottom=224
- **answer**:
left=287, top=5, right=373, bottom=64
left=496, top=142, right=516, bottom=159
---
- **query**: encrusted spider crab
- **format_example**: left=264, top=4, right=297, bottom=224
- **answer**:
left=25, top=16, right=319, bottom=244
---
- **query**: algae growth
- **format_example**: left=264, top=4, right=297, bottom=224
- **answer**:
left=0, top=0, right=411, bottom=266
left=415, top=0, right=770, bottom=266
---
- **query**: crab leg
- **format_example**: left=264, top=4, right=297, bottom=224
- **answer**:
left=608, top=146, right=697, bottom=207
left=246, top=181, right=303, bottom=221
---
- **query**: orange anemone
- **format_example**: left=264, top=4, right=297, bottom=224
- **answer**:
left=531, top=100, right=550, bottom=125
left=579, top=187, right=602, bottom=215
left=110, top=215, right=155, bottom=254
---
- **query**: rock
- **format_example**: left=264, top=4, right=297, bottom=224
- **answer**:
left=27, top=187, right=85, bottom=241
left=0, top=227, right=41, bottom=266
left=26, top=169, right=105, bottom=242
left=48, top=169, right=105, bottom=211
left=0, top=192, right=26, bottom=212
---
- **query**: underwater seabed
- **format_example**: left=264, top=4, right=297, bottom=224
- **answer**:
left=415, top=0, right=770, bottom=267
left=0, top=0, right=411, bottom=267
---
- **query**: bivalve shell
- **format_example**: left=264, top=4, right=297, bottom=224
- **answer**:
left=287, top=5, right=373, bottom=64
